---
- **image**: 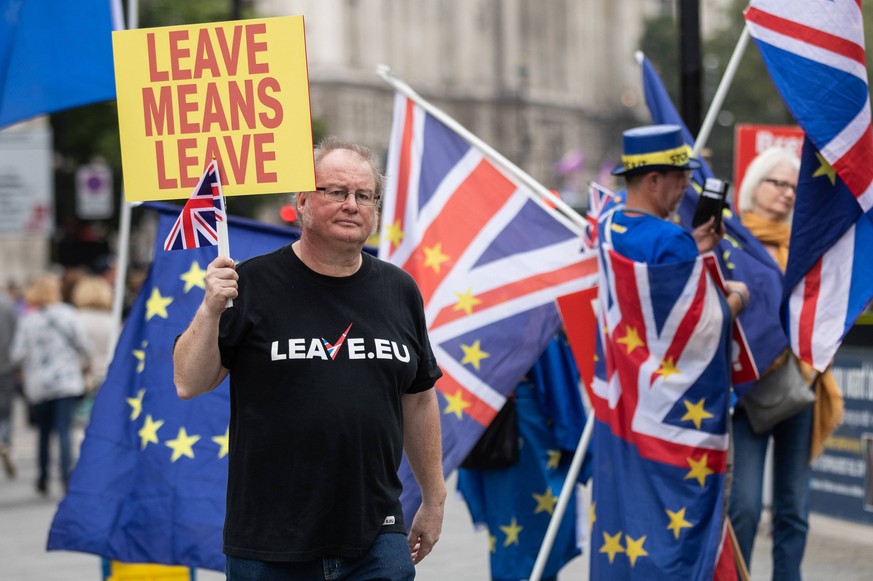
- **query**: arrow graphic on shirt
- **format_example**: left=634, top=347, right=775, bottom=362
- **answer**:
left=322, top=323, right=353, bottom=360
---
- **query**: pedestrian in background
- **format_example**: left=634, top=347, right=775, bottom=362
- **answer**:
left=70, top=275, right=114, bottom=425
left=730, top=146, right=843, bottom=580
left=0, top=285, right=18, bottom=478
left=11, top=273, right=91, bottom=495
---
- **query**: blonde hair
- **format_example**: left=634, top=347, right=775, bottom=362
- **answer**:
left=24, top=273, right=62, bottom=308
left=72, top=275, right=113, bottom=310
left=737, top=147, right=801, bottom=215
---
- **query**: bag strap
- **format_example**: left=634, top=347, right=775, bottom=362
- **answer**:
left=40, top=309, right=88, bottom=358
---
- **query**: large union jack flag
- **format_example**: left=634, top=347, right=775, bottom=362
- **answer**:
left=164, top=159, right=227, bottom=251
left=379, top=93, right=598, bottom=512
left=588, top=214, right=733, bottom=579
left=639, top=53, right=776, bottom=394
left=746, top=0, right=873, bottom=371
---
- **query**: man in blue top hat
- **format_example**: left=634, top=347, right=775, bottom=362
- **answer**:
left=607, top=125, right=741, bottom=271
left=605, top=124, right=748, bottom=311
left=590, top=124, right=749, bottom=578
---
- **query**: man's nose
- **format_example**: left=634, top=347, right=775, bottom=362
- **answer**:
left=340, top=192, right=360, bottom=209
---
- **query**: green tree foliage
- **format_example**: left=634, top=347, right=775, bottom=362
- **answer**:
left=640, top=0, right=795, bottom=179
left=139, top=0, right=249, bottom=29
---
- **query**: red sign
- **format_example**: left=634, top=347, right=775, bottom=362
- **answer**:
left=733, top=124, right=804, bottom=210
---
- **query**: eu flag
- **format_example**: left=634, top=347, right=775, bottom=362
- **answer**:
left=0, top=0, right=119, bottom=128
left=457, top=335, right=591, bottom=581
left=47, top=204, right=298, bottom=570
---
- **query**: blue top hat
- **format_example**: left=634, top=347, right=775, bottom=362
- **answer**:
left=611, top=124, right=702, bottom=176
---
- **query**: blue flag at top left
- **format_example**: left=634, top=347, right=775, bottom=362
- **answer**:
left=0, top=0, right=121, bottom=128
left=47, top=204, right=299, bottom=571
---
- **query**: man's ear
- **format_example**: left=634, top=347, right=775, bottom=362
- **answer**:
left=296, top=191, right=308, bottom=210
left=644, top=171, right=662, bottom=191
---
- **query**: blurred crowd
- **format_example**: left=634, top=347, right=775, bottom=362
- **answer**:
left=0, top=257, right=146, bottom=495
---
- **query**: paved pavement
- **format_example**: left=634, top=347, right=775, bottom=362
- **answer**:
left=2, top=398, right=872, bottom=580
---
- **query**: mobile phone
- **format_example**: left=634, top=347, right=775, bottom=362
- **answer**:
left=692, top=178, right=729, bottom=230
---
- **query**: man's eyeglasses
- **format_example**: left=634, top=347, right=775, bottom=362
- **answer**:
left=315, top=187, right=380, bottom=207
left=762, top=178, right=797, bottom=192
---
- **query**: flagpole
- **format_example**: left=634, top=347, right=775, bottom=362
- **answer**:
left=529, top=410, right=595, bottom=581
left=692, top=25, right=751, bottom=156
left=108, top=0, right=140, bottom=347
left=376, top=65, right=589, bottom=235
left=213, top=160, right=233, bottom=308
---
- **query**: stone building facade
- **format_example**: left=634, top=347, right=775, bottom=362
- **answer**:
left=256, top=0, right=659, bottom=196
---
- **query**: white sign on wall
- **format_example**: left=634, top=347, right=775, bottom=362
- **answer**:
left=0, top=121, right=53, bottom=234
left=76, top=161, right=114, bottom=220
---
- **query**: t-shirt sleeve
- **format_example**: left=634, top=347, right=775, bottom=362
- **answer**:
left=405, top=278, right=443, bottom=394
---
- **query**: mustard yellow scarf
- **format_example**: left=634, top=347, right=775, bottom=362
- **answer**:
left=740, top=211, right=843, bottom=460
left=740, top=211, right=791, bottom=271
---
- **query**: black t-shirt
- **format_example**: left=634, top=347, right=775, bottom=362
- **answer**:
left=218, top=245, right=442, bottom=561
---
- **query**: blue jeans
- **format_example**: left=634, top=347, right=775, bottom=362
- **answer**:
left=32, top=396, right=78, bottom=488
left=729, top=404, right=813, bottom=580
left=226, top=533, right=414, bottom=580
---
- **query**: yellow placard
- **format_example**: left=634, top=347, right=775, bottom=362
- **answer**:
left=112, top=16, right=315, bottom=201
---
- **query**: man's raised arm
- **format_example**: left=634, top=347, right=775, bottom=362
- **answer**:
left=173, top=256, right=238, bottom=399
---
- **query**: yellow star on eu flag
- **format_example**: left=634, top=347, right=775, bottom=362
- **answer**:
left=132, top=341, right=147, bottom=373
left=532, top=487, right=558, bottom=515
left=500, top=517, right=523, bottom=547
left=684, top=453, right=715, bottom=487
left=599, top=531, right=625, bottom=564
left=138, top=415, right=164, bottom=450
left=681, top=397, right=714, bottom=430
left=126, top=388, right=145, bottom=421
left=812, top=150, right=837, bottom=185
left=616, top=325, right=644, bottom=354
left=145, top=287, right=173, bottom=321
left=180, top=261, right=207, bottom=293
left=460, top=339, right=490, bottom=371
left=655, top=356, right=680, bottom=380
left=385, top=219, right=404, bottom=248
left=666, top=507, right=694, bottom=539
left=443, top=389, right=471, bottom=420
left=166, top=427, right=201, bottom=462
left=452, top=289, right=482, bottom=316
left=546, top=449, right=561, bottom=470
left=422, top=242, right=450, bottom=273
left=625, top=534, right=648, bottom=567
left=212, top=427, right=230, bottom=459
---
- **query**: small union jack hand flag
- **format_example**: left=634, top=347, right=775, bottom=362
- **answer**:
left=164, top=159, right=227, bottom=251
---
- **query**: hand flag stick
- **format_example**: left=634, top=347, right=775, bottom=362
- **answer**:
left=212, top=159, right=233, bottom=309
